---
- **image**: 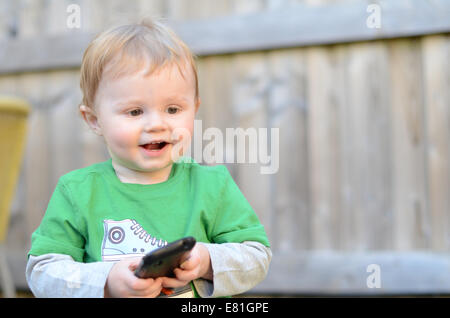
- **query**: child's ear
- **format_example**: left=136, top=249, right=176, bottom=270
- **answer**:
left=195, top=97, right=201, bottom=114
left=79, top=105, right=102, bottom=136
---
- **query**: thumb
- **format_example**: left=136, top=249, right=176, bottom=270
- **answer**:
left=179, top=252, right=192, bottom=269
left=127, top=257, right=143, bottom=271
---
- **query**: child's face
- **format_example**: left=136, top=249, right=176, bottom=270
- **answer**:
left=82, top=62, right=199, bottom=183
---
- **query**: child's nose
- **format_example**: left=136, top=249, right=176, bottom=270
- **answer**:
left=143, top=111, right=167, bottom=132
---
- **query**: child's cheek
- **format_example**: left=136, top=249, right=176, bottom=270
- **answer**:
left=181, top=120, right=195, bottom=142
left=106, top=125, right=138, bottom=149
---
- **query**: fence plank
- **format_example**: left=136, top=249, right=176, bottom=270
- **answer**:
left=422, top=35, right=450, bottom=251
left=306, top=46, right=343, bottom=250
left=48, top=72, right=83, bottom=181
left=268, top=49, right=310, bottom=251
left=344, top=42, right=393, bottom=250
left=253, top=251, right=450, bottom=294
left=196, top=55, right=237, bottom=178
left=231, top=52, right=274, bottom=244
left=167, top=0, right=234, bottom=20
left=23, top=107, right=52, bottom=235
left=389, top=39, right=430, bottom=250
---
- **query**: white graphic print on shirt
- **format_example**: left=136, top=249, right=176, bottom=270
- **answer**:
left=101, top=219, right=167, bottom=261
left=101, top=219, right=194, bottom=297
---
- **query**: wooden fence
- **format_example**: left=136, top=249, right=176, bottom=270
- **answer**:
left=0, top=0, right=449, bottom=295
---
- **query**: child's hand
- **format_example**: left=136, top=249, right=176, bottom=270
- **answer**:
left=161, top=243, right=213, bottom=289
left=104, top=257, right=163, bottom=298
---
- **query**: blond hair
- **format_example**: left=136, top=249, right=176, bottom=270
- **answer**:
left=80, top=18, right=198, bottom=108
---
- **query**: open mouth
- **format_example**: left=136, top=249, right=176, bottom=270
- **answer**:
left=140, top=141, right=169, bottom=151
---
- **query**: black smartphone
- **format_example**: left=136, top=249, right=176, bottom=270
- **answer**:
left=134, top=236, right=196, bottom=279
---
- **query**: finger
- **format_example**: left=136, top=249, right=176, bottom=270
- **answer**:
left=174, top=267, right=197, bottom=282
left=118, top=264, right=152, bottom=293
left=179, top=250, right=192, bottom=265
left=127, top=257, right=143, bottom=271
left=161, top=276, right=189, bottom=289
left=128, top=278, right=155, bottom=293
left=180, top=255, right=200, bottom=270
left=138, top=278, right=163, bottom=297
left=130, top=277, right=162, bottom=297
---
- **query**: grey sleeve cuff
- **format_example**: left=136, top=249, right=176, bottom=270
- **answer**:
left=26, top=253, right=115, bottom=298
left=193, top=241, right=272, bottom=298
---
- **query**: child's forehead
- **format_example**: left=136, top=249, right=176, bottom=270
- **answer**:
left=96, top=58, right=196, bottom=103
left=103, top=53, right=192, bottom=81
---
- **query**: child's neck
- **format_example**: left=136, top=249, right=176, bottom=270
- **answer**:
left=112, top=161, right=173, bottom=185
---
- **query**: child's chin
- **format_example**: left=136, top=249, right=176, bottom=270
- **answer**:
left=136, top=159, right=174, bottom=172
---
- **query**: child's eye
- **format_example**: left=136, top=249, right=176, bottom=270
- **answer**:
left=166, top=106, right=180, bottom=115
left=128, top=109, right=143, bottom=116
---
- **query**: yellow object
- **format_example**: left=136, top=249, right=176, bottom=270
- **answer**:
left=0, top=96, right=30, bottom=243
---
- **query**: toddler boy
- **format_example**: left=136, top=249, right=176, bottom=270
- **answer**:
left=26, top=19, right=271, bottom=298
